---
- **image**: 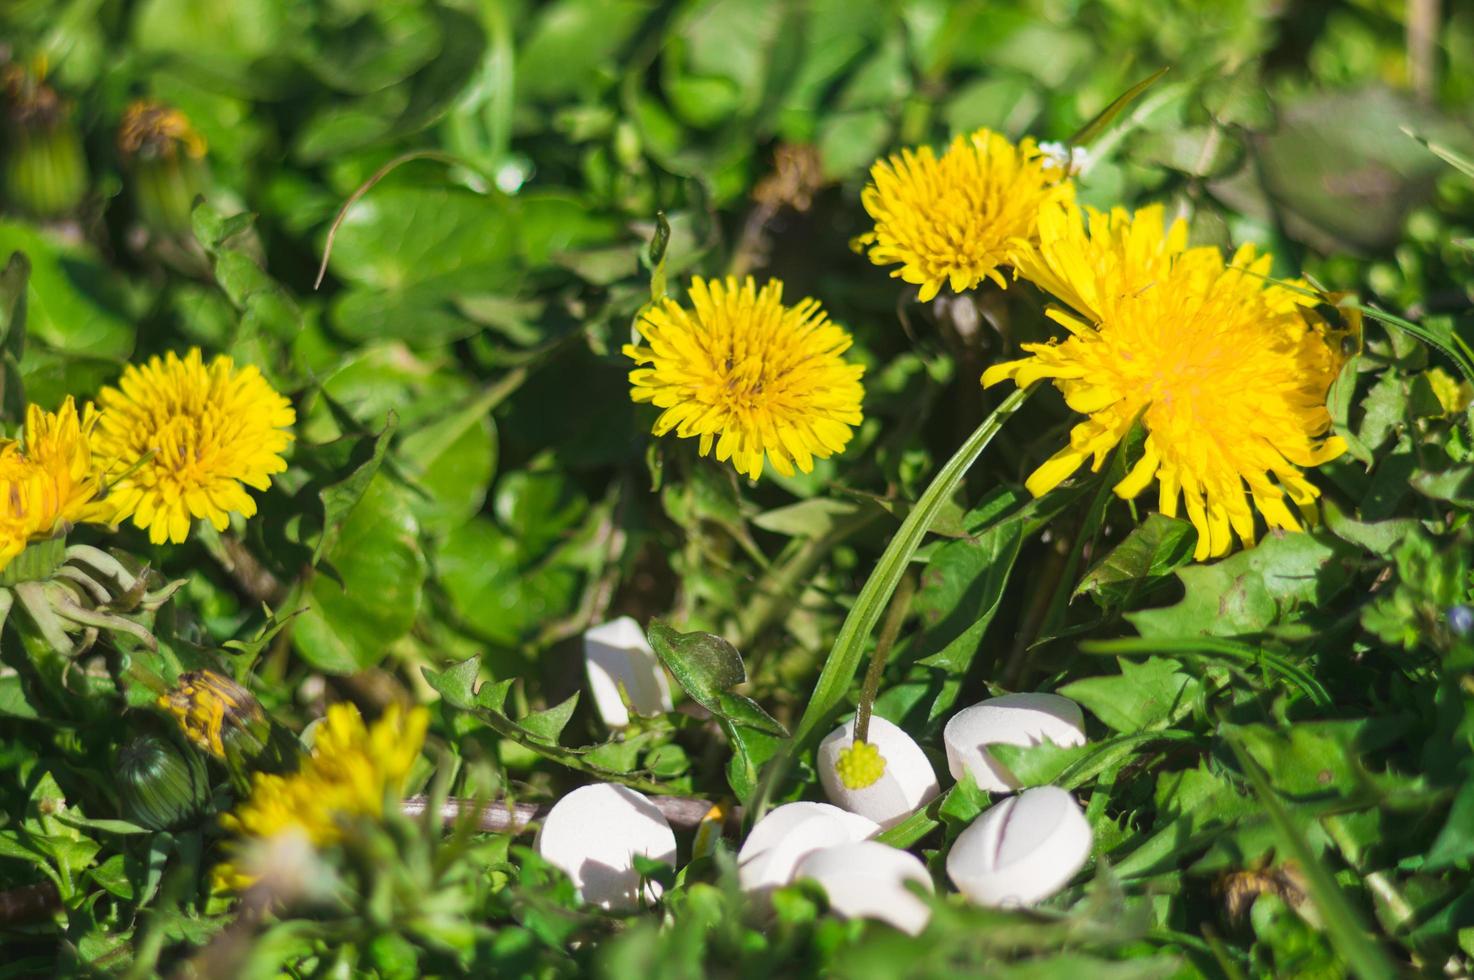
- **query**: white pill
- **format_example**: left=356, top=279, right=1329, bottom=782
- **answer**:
left=535, top=783, right=677, bottom=910
left=583, top=616, right=674, bottom=728
left=736, top=802, right=879, bottom=894
left=817, top=715, right=941, bottom=830
left=796, top=840, right=934, bottom=936
left=946, top=785, right=1093, bottom=908
left=943, top=693, right=1086, bottom=793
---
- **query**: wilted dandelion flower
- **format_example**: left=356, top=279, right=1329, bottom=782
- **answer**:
left=624, top=276, right=865, bottom=480
left=0, top=398, right=109, bottom=570
left=856, top=128, right=1074, bottom=302
left=117, top=100, right=207, bottom=161
left=983, top=203, right=1347, bottom=561
left=158, top=669, right=266, bottom=759
left=92, top=349, right=295, bottom=544
left=215, top=702, right=428, bottom=891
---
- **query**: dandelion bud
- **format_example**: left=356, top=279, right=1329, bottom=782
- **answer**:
left=117, top=100, right=209, bottom=236
left=2, top=63, right=88, bottom=218
left=116, top=734, right=210, bottom=830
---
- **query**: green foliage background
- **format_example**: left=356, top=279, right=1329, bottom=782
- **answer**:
left=2, top=0, right=1474, bottom=976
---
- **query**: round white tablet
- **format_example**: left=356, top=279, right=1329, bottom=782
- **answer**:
left=943, top=693, right=1086, bottom=793
left=736, top=802, right=879, bottom=894
left=817, top=715, right=940, bottom=830
left=796, top=840, right=934, bottom=936
left=583, top=616, right=674, bottom=728
left=946, top=785, right=1093, bottom=908
left=535, top=783, right=677, bottom=911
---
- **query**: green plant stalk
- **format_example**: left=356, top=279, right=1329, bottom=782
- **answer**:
left=791, top=383, right=1035, bottom=748
left=1225, top=734, right=1397, bottom=980
left=736, top=506, right=882, bottom=648
left=1082, top=636, right=1332, bottom=708
left=853, top=570, right=916, bottom=744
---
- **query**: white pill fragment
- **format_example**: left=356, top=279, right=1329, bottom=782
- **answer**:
left=817, top=716, right=941, bottom=830
left=796, top=840, right=934, bottom=936
left=583, top=616, right=673, bottom=728
left=946, top=785, right=1093, bottom=908
left=535, top=783, right=677, bottom=910
left=736, top=802, right=879, bottom=894
left=943, top=693, right=1086, bottom=793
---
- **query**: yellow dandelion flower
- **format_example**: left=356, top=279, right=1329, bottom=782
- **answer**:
left=0, top=398, right=109, bottom=570
left=92, top=349, right=295, bottom=545
left=215, top=702, right=428, bottom=891
left=24, top=397, right=111, bottom=526
left=0, top=447, right=53, bottom=569
left=983, top=203, right=1347, bottom=561
left=856, top=128, right=1074, bottom=302
left=835, top=740, right=886, bottom=790
left=624, top=276, right=865, bottom=480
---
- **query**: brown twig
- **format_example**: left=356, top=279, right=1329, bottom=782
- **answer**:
left=0, top=880, right=60, bottom=924
left=401, top=793, right=737, bottom=835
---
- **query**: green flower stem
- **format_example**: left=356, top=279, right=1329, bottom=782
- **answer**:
left=790, top=383, right=1036, bottom=750
left=852, top=569, right=915, bottom=745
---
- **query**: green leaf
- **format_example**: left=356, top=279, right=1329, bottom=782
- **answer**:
left=1424, top=779, right=1474, bottom=869
left=293, top=7, right=488, bottom=160
left=1059, top=657, right=1199, bottom=734
left=646, top=622, right=747, bottom=712
left=1076, top=514, right=1196, bottom=608
left=915, top=517, right=1025, bottom=673
left=1410, top=466, right=1474, bottom=509
left=0, top=251, right=29, bottom=417
left=310, top=414, right=397, bottom=567
left=714, top=691, right=788, bottom=738
left=292, top=476, right=427, bottom=673
left=1127, top=531, right=1352, bottom=639
left=751, top=498, right=863, bottom=538
left=519, top=693, right=579, bottom=745
left=0, top=221, right=138, bottom=360
left=399, top=384, right=506, bottom=537
left=421, top=662, right=668, bottom=794
left=437, top=517, right=581, bottom=648
left=0, top=673, right=41, bottom=720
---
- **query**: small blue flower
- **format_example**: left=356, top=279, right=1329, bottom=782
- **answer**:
left=1447, top=605, right=1473, bottom=637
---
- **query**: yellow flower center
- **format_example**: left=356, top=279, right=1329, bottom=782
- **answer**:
left=836, top=740, right=886, bottom=790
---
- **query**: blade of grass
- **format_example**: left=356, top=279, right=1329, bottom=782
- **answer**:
left=791, top=384, right=1036, bottom=749
left=1081, top=636, right=1332, bottom=708
left=1070, top=67, right=1171, bottom=147
left=1225, top=733, right=1398, bottom=980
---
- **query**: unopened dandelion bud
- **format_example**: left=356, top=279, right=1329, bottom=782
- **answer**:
left=116, top=733, right=210, bottom=830
left=117, top=100, right=209, bottom=236
left=2, top=64, right=88, bottom=218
